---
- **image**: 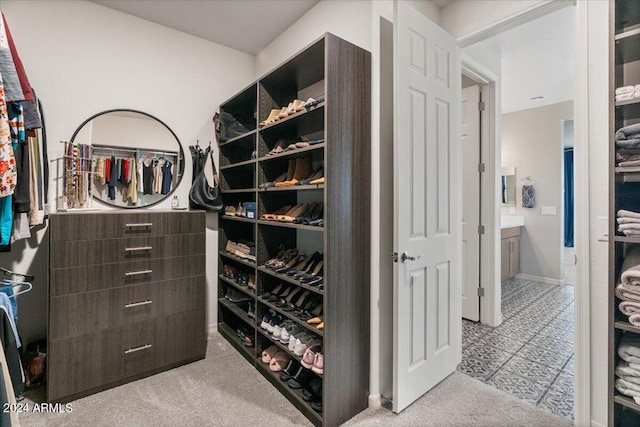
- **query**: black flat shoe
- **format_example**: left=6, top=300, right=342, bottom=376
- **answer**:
left=288, top=365, right=314, bottom=389
left=302, top=202, right=323, bottom=225
left=280, top=359, right=301, bottom=382
left=303, top=377, right=322, bottom=402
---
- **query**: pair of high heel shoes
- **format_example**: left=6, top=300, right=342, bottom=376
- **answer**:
left=264, top=248, right=298, bottom=270
left=260, top=160, right=324, bottom=189
left=265, top=137, right=324, bottom=157
left=261, top=284, right=323, bottom=318
left=273, top=252, right=323, bottom=284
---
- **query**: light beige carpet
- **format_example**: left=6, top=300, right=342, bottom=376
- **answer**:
left=18, top=333, right=572, bottom=427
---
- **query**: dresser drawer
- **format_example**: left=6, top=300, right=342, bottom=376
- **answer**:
left=49, top=276, right=205, bottom=340
left=49, top=211, right=205, bottom=242
left=48, top=309, right=206, bottom=402
left=50, top=254, right=205, bottom=296
left=50, top=233, right=205, bottom=269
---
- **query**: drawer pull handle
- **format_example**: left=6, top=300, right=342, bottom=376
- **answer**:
left=125, top=269, right=152, bottom=276
left=125, top=246, right=152, bottom=252
left=125, top=300, right=153, bottom=308
left=124, top=344, right=152, bottom=354
left=125, top=223, right=153, bottom=228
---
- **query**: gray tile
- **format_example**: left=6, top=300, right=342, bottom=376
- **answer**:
left=457, top=356, right=504, bottom=381
left=538, top=384, right=574, bottom=421
left=477, top=332, right=528, bottom=354
left=519, top=342, right=572, bottom=370
left=552, top=368, right=575, bottom=395
left=538, top=325, right=574, bottom=343
left=487, top=369, right=550, bottom=406
left=528, top=335, right=574, bottom=357
left=464, top=342, right=515, bottom=362
left=548, top=318, right=575, bottom=333
left=500, top=356, right=560, bottom=385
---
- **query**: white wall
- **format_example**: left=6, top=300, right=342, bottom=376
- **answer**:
left=1, top=0, right=256, bottom=345
left=501, top=101, right=573, bottom=283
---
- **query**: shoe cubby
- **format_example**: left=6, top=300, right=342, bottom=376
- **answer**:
left=220, top=83, right=257, bottom=135
left=217, top=33, right=370, bottom=427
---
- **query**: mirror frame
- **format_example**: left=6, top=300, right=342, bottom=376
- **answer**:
left=70, top=109, right=185, bottom=209
left=501, top=166, right=516, bottom=206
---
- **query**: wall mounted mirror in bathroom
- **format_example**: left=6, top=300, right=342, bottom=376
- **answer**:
left=501, top=166, right=516, bottom=206
left=70, top=109, right=185, bottom=209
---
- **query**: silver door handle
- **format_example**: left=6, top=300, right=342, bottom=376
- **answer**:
left=125, top=300, right=153, bottom=308
left=124, top=343, right=152, bottom=354
left=401, top=252, right=421, bottom=263
left=125, top=246, right=152, bottom=252
left=125, top=269, right=152, bottom=276
left=125, top=223, right=153, bottom=227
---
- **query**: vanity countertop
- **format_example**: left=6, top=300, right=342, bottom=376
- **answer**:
left=501, top=215, right=524, bottom=229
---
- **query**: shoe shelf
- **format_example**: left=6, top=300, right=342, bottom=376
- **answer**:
left=218, top=322, right=256, bottom=364
left=219, top=129, right=257, bottom=147
left=255, top=361, right=323, bottom=426
left=219, top=251, right=256, bottom=268
left=256, top=328, right=323, bottom=378
left=221, top=215, right=257, bottom=224
left=219, top=298, right=254, bottom=327
left=258, top=143, right=325, bottom=163
left=257, top=266, right=324, bottom=296
left=220, top=159, right=256, bottom=170
left=219, top=275, right=255, bottom=297
left=258, top=297, right=324, bottom=338
left=217, top=33, right=370, bottom=427
left=257, top=220, right=324, bottom=232
left=259, top=184, right=324, bottom=193
left=220, top=188, right=257, bottom=194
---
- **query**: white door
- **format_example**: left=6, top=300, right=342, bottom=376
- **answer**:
left=461, top=85, right=481, bottom=321
left=393, top=0, right=461, bottom=413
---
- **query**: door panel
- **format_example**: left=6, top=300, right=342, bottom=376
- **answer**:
left=461, top=85, right=481, bottom=321
left=393, top=0, right=461, bottom=413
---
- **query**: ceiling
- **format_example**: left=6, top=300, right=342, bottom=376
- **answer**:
left=90, top=0, right=319, bottom=54
left=479, top=6, right=574, bottom=114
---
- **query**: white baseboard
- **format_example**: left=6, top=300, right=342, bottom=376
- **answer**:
left=208, top=323, right=218, bottom=338
left=368, top=394, right=382, bottom=409
left=591, top=420, right=606, bottom=427
left=515, top=273, right=564, bottom=286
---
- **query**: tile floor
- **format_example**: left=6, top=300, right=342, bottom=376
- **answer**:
left=458, top=277, right=575, bottom=421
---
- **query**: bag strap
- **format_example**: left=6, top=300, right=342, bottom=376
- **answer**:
left=207, top=145, right=219, bottom=185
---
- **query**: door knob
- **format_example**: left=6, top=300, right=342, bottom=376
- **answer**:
left=401, top=252, right=421, bottom=263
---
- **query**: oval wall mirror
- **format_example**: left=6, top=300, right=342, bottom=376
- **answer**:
left=70, top=109, right=185, bottom=209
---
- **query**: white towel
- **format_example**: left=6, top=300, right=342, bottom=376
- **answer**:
left=630, top=314, right=640, bottom=327
left=618, top=217, right=640, bottom=224
left=620, top=223, right=640, bottom=231
left=615, top=377, right=640, bottom=404
left=619, top=334, right=640, bottom=364
left=617, top=86, right=635, bottom=95
left=617, top=283, right=640, bottom=303
left=620, top=301, right=640, bottom=317
left=617, top=93, right=635, bottom=102
left=618, top=209, right=640, bottom=219
left=617, top=361, right=640, bottom=379
left=619, top=245, right=640, bottom=289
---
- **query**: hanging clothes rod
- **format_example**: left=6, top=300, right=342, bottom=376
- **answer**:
left=92, top=143, right=179, bottom=157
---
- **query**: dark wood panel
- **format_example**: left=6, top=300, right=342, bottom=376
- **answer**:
left=47, top=327, right=123, bottom=401
left=155, top=310, right=207, bottom=368
left=324, top=33, right=371, bottom=427
left=49, top=211, right=205, bottom=241
left=50, top=254, right=205, bottom=296
left=50, top=233, right=205, bottom=269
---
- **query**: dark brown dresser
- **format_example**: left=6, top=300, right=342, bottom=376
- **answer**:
left=47, top=210, right=206, bottom=402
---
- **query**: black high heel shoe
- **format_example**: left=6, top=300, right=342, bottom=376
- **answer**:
left=294, top=255, right=322, bottom=279
left=289, top=252, right=320, bottom=276
left=302, top=202, right=323, bottom=225
left=276, top=254, right=306, bottom=274
left=284, top=290, right=310, bottom=312
left=276, top=287, right=302, bottom=307
left=268, top=285, right=292, bottom=303
left=261, top=283, right=284, bottom=299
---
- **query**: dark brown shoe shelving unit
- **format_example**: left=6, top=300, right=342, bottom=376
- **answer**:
left=216, top=33, right=371, bottom=427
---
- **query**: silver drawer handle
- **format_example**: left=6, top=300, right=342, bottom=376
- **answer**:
left=125, top=300, right=153, bottom=308
left=124, top=344, right=152, bottom=354
left=125, top=223, right=153, bottom=227
left=125, top=269, right=152, bottom=276
left=125, top=246, right=152, bottom=252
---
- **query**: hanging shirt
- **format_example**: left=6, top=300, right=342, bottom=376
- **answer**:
left=153, top=160, right=162, bottom=194
left=161, top=161, right=173, bottom=195
left=142, top=158, right=153, bottom=195
left=108, top=155, right=117, bottom=200
left=0, top=72, right=16, bottom=199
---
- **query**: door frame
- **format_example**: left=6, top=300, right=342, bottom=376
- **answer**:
left=457, top=2, right=589, bottom=425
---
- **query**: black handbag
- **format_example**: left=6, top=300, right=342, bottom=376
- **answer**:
left=189, top=144, right=223, bottom=212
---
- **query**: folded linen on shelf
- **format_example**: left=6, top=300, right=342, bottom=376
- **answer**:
left=630, top=314, right=640, bottom=327
left=617, top=283, right=640, bottom=303
left=617, top=92, right=635, bottom=102
left=619, top=333, right=640, bottom=364
left=618, top=216, right=640, bottom=225
left=615, top=377, right=640, bottom=404
left=617, top=85, right=635, bottom=95
left=619, top=244, right=640, bottom=289
left=616, top=124, right=640, bottom=148
left=616, top=148, right=640, bottom=163
left=619, top=160, right=640, bottom=167
left=617, top=361, right=640, bottom=380
left=620, top=300, right=640, bottom=317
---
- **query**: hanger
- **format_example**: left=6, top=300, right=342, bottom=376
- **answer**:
left=521, top=176, right=534, bottom=186
left=0, top=280, right=32, bottom=298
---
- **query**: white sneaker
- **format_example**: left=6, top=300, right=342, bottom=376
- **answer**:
left=273, top=324, right=282, bottom=339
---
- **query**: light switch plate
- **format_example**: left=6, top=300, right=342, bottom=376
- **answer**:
left=597, top=216, right=609, bottom=242
left=541, top=206, right=557, bottom=216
